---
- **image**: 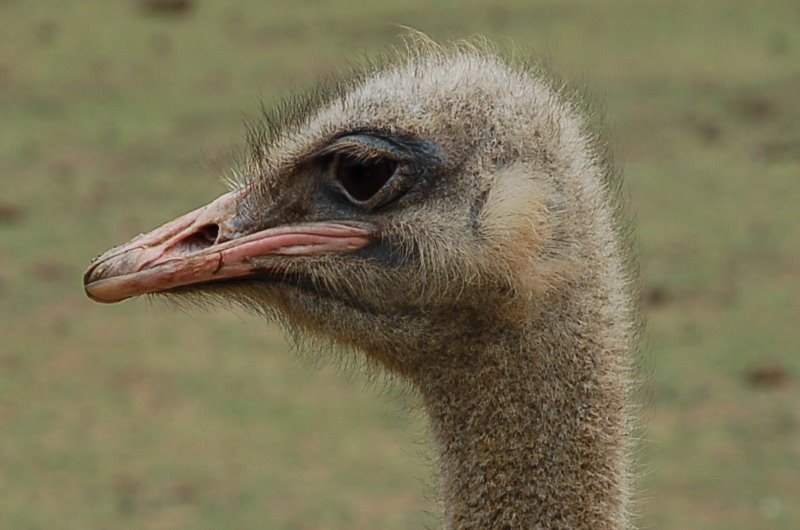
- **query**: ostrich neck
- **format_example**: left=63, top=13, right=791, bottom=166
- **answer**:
left=415, top=301, right=629, bottom=529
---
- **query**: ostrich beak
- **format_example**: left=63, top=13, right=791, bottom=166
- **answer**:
left=83, top=191, right=373, bottom=303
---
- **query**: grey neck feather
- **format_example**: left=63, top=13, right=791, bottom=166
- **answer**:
left=414, top=293, right=629, bottom=529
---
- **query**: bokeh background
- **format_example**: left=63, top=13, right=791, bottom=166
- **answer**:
left=2, top=1, right=799, bottom=528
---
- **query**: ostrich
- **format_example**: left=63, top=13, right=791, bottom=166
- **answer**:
left=84, top=42, right=639, bottom=529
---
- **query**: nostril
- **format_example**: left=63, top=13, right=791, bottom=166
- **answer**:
left=199, top=224, right=219, bottom=244
left=175, top=224, right=220, bottom=253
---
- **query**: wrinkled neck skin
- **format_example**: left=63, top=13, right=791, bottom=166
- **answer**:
left=411, top=293, right=629, bottom=529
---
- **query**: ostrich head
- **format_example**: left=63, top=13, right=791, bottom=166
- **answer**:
left=85, top=47, right=608, bottom=376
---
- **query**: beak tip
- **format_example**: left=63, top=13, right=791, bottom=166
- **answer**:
left=83, top=266, right=134, bottom=304
left=84, top=286, right=103, bottom=303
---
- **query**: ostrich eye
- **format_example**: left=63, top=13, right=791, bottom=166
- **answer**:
left=333, top=152, right=398, bottom=204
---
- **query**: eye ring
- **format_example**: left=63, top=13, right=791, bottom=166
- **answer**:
left=330, top=152, right=400, bottom=207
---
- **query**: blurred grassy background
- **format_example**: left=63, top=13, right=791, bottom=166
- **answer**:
left=2, top=0, right=799, bottom=528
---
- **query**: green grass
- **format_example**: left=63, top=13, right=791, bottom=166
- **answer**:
left=2, top=0, right=799, bottom=528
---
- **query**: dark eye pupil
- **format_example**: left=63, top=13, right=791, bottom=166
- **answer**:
left=334, top=153, right=397, bottom=202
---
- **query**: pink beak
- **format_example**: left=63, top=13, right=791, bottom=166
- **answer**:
left=83, top=191, right=373, bottom=303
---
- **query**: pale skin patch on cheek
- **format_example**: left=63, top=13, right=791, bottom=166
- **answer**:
left=477, top=164, right=579, bottom=299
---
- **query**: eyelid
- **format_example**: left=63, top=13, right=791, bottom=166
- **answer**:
left=316, top=134, right=405, bottom=161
